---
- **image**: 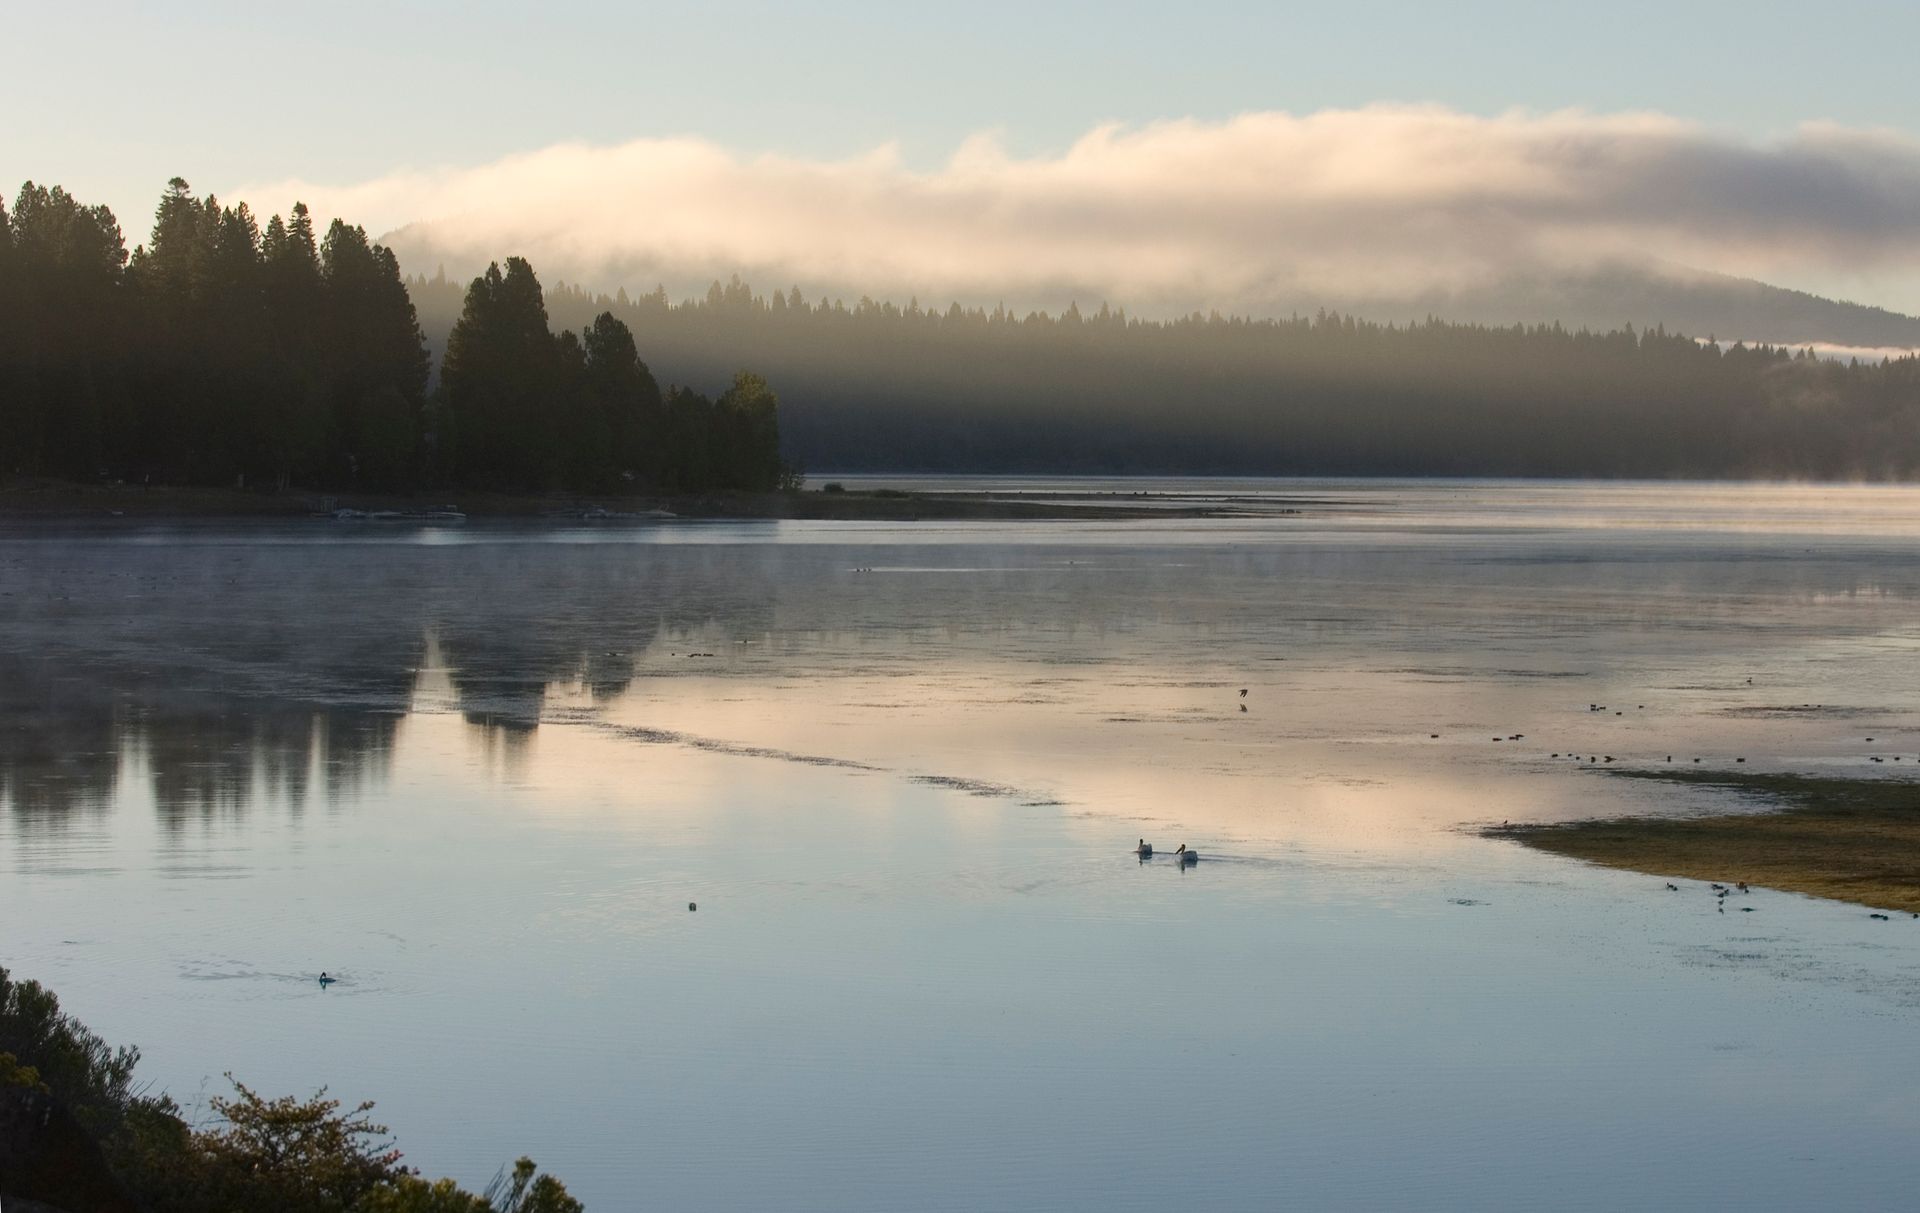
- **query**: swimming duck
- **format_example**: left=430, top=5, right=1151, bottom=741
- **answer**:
left=318, top=972, right=335, bottom=986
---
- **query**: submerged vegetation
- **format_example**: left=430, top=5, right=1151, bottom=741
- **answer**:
left=0, top=180, right=787, bottom=494
left=404, top=272, right=1920, bottom=478
left=0, top=965, right=581, bottom=1211
left=1497, top=770, right=1920, bottom=913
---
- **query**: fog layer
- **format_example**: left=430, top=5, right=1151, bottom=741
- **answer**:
left=241, top=107, right=1920, bottom=321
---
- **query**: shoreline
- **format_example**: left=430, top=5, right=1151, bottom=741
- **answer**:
left=0, top=479, right=1257, bottom=523
left=1492, top=770, right=1920, bottom=913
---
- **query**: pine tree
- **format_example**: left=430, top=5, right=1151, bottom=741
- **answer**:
left=578, top=311, right=662, bottom=487
left=440, top=258, right=558, bottom=488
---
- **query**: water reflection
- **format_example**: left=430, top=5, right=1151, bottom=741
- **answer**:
left=9, top=510, right=1920, bottom=843
left=0, top=653, right=399, bottom=828
left=0, top=653, right=122, bottom=818
left=9, top=498, right=1920, bottom=1209
left=0, top=530, right=760, bottom=824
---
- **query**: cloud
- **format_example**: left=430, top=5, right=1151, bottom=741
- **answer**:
left=233, top=106, right=1920, bottom=315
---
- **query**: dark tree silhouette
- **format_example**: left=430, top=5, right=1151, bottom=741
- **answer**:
left=1, top=182, right=130, bottom=477
left=578, top=310, right=663, bottom=488
left=0, top=178, right=785, bottom=496
left=439, top=257, right=560, bottom=488
left=438, top=260, right=779, bottom=491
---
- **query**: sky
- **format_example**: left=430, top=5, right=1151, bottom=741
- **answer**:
left=7, top=0, right=1920, bottom=315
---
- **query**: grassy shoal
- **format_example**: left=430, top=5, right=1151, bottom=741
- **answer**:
left=1493, top=770, right=1920, bottom=913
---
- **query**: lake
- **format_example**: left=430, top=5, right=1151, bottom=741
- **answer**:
left=5, top=478, right=1920, bottom=1210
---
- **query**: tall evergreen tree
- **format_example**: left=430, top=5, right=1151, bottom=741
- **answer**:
left=715, top=371, right=782, bottom=490
left=4, top=182, right=129, bottom=475
left=319, top=220, right=430, bottom=486
left=578, top=311, right=663, bottom=487
left=258, top=203, right=327, bottom=485
left=440, top=257, right=558, bottom=488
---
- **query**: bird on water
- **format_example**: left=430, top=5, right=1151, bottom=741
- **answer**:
left=1136, top=839, right=1153, bottom=858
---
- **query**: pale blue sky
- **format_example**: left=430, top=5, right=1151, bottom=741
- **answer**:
left=7, top=0, right=1919, bottom=229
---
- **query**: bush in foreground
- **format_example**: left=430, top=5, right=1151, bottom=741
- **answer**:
left=0, top=965, right=579, bottom=1212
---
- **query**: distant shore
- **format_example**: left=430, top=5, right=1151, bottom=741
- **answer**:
left=1493, top=770, right=1920, bottom=913
left=0, top=478, right=1255, bottom=523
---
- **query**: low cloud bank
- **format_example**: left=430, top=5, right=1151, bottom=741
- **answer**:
left=235, top=106, right=1920, bottom=316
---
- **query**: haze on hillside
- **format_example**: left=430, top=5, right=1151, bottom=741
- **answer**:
left=246, top=108, right=1920, bottom=349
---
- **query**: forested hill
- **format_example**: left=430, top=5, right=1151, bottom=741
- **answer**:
left=405, top=274, right=1920, bottom=479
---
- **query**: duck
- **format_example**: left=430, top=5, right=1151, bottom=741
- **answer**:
left=1665, top=882, right=1679, bottom=891
left=1174, top=844, right=1198, bottom=864
left=318, top=972, right=336, bottom=987
left=1136, top=839, right=1153, bottom=858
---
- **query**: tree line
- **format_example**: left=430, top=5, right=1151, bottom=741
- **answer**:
left=9, top=173, right=1919, bottom=485
left=403, top=272, right=1920, bottom=479
left=0, top=180, right=787, bottom=493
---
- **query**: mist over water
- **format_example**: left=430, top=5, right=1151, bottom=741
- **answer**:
left=6, top=479, right=1920, bottom=1209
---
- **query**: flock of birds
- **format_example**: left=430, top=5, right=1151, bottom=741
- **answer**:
left=1667, top=880, right=1762, bottom=914
left=1229, top=684, right=1917, bottom=923
left=1663, top=879, right=1915, bottom=920
left=1237, top=685, right=1908, bottom=767
left=1401, top=694, right=1916, bottom=767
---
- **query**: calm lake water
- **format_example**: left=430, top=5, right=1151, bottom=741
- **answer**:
left=6, top=478, right=1920, bottom=1210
